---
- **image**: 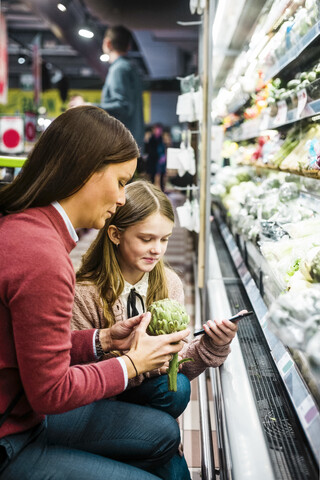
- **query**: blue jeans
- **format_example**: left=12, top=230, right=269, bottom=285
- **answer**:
left=0, top=375, right=191, bottom=479
left=118, top=373, right=191, bottom=419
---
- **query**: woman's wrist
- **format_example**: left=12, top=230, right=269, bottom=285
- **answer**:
left=122, top=354, right=139, bottom=379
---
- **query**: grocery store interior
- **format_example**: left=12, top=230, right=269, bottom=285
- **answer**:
left=1, top=0, right=320, bottom=479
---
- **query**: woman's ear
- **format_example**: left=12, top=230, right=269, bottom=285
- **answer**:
left=108, top=225, right=121, bottom=246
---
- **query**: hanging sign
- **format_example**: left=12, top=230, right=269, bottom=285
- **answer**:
left=0, top=14, right=8, bottom=105
left=32, top=42, right=42, bottom=106
left=0, top=116, right=24, bottom=153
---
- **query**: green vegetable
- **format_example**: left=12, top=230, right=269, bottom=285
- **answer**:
left=287, top=79, right=301, bottom=89
left=286, top=258, right=301, bottom=280
left=299, top=247, right=320, bottom=283
left=147, top=299, right=193, bottom=391
left=308, top=71, right=317, bottom=83
left=310, top=250, right=320, bottom=282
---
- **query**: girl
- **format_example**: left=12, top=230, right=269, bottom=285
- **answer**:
left=72, top=180, right=238, bottom=404
left=0, top=106, right=190, bottom=480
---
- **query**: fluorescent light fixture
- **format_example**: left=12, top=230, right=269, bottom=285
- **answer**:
left=78, top=28, right=94, bottom=38
left=57, top=3, right=67, bottom=12
left=18, top=56, right=26, bottom=64
left=100, top=53, right=109, bottom=62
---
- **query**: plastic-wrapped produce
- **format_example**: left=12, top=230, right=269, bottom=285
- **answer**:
left=266, top=286, right=320, bottom=376
left=278, top=182, right=300, bottom=202
left=282, top=217, right=320, bottom=238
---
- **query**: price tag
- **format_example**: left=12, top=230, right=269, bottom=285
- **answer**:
left=297, top=395, right=319, bottom=428
left=274, top=100, right=287, bottom=125
left=277, top=352, right=294, bottom=377
left=296, top=88, right=307, bottom=119
left=260, top=108, right=270, bottom=131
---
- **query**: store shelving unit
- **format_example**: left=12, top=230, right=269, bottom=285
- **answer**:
left=264, top=20, right=320, bottom=82
left=192, top=1, right=320, bottom=479
left=226, top=97, right=320, bottom=142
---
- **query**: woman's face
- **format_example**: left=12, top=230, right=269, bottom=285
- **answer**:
left=62, top=158, right=137, bottom=230
left=114, top=211, right=174, bottom=284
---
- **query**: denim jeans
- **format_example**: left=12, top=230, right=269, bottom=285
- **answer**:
left=0, top=375, right=191, bottom=479
left=118, top=373, right=191, bottom=419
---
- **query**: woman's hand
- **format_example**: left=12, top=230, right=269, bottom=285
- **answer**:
left=125, top=313, right=190, bottom=378
left=99, top=314, right=144, bottom=352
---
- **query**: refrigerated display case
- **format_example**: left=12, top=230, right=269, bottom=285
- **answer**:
left=189, top=1, right=320, bottom=478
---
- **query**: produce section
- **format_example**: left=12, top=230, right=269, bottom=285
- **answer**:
left=193, top=0, right=320, bottom=478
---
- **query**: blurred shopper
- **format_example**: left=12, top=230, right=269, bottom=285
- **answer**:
left=0, top=106, right=190, bottom=480
left=69, top=26, right=144, bottom=156
left=146, top=123, right=167, bottom=191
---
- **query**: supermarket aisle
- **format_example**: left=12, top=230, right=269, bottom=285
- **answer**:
left=69, top=190, right=202, bottom=479
left=164, top=191, right=201, bottom=480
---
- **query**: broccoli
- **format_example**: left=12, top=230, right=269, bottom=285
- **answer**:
left=147, top=299, right=193, bottom=391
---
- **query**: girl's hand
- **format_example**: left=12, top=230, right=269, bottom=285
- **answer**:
left=201, top=317, right=238, bottom=346
left=125, top=313, right=190, bottom=378
left=99, top=313, right=144, bottom=352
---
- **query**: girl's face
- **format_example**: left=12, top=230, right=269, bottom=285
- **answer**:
left=114, top=212, right=174, bottom=284
left=61, top=159, right=137, bottom=230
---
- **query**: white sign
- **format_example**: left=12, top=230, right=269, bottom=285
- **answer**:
left=296, top=88, right=308, bottom=119
left=0, top=116, right=24, bottom=153
left=274, top=100, right=287, bottom=125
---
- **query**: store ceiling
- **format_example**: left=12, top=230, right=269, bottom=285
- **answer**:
left=2, top=0, right=200, bottom=92
left=2, top=0, right=268, bottom=96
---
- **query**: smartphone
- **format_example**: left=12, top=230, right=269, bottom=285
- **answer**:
left=193, top=310, right=254, bottom=337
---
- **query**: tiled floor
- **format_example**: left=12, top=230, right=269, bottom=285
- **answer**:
left=69, top=190, right=204, bottom=479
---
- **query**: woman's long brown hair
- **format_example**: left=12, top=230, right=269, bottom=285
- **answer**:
left=76, top=181, right=175, bottom=326
left=0, top=106, right=139, bottom=214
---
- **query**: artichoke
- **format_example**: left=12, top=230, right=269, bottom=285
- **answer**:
left=147, top=299, right=193, bottom=391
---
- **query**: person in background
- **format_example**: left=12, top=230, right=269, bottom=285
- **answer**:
left=69, top=25, right=144, bottom=156
left=145, top=123, right=167, bottom=191
left=0, top=106, right=190, bottom=480
left=72, top=180, right=238, bottom=426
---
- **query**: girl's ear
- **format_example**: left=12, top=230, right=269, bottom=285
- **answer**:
left=108, top=225, right=121, bottom=246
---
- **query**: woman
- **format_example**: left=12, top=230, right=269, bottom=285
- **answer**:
left=72, top=180, right=238, bottom=410
left=0, top=106, right=189, bottom=480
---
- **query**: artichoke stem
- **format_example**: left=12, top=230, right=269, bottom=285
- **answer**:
left=167, top=353, right=179, bottom=392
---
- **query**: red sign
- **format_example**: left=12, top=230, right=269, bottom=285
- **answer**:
left=25, top=112, right=37, bottom=142
left=0, top=116, right=24, bottom=153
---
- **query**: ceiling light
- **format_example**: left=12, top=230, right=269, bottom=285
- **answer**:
left=78, top=27, right=94, bottom=39
left=100, top=53, right=109, bottom=62
left=57, top=3, right=67, bottom=12
left=18, top=56, right=26, bottom=65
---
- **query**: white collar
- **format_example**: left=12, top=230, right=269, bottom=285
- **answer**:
left=51, top=201, right=79, bottom=243
left=122, top=273, right=149, bottom=297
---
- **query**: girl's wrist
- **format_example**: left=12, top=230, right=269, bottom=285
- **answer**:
left=99, top=329, right=112, bottom=352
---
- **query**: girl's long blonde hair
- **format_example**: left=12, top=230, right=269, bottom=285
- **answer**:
left=76, top=180, right=175, bottom=327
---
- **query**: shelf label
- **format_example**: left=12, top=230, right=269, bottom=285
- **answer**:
left=260, top=108, right=270, bottom=131
left=277, top=351, right=294, bottom=377
left=297, top=395, right=319, bottom=428
left=296, top=88, right=307, bottom=119
left=275, top=100, right=287, bottom=125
